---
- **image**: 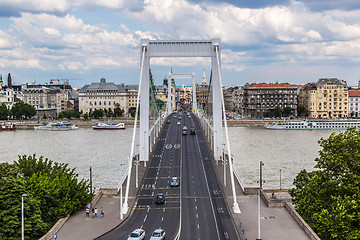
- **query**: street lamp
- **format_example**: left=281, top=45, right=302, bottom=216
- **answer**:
left=22, top=194, right=27, bottom=240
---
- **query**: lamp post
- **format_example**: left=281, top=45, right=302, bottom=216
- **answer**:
left=22, top=194, right=27, bottom=240
left=280, top=169, right=282, bottom=190
left=89, top=167, right=92, bottom=194
left=222, top=143, right=226, bottom=187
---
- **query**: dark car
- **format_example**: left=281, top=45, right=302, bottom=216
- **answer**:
left=190, top=128, right=196, bottom=135
left=155, top=193, right=165, bottom=204
left=167, top=120, right=171, bottom=124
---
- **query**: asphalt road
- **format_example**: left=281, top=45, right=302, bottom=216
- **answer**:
left=98, top=112, right=238, bottom=239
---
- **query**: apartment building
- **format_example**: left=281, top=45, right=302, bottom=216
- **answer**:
left=299, top=78, right=348, bottom=118
left=242, top=83, right=298, bottom=118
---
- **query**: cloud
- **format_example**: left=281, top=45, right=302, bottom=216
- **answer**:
left=0, top=0, right=70, bottom=17
left=73, top=0, right=144, bottom=12
left=298, top=0, right=360, bottom=12
left=187, top=0, right=290, bottom=9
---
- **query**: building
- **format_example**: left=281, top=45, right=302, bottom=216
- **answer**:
left=349, top=89, right=360, bottom=118
left=299, top=78, right=348, bottom=118
left=233, top=86, right=244, bottom=115
left=196, top=71, right=212, bottom=113
left=242, top=83, right=299, bottom=118
left=22, top=85, right=69, bottom=118
left=223, top=86, right=235, bottom=111
left=176, top=85, right=192, bottom=111
left=78, top=78, right=138, bottom=115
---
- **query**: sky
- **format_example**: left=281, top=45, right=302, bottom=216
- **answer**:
left=1, top=0, right=360, bottom=88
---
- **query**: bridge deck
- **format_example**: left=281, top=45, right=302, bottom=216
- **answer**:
left=57, top=113, right=311, bottom=240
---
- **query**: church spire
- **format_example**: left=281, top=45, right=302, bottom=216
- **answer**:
left=202, top=69, right=206, bottom=85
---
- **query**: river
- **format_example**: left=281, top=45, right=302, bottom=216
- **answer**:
left=0, top=126, right=342, bottom=190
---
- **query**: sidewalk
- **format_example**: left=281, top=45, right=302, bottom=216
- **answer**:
left=56, top=164, right=147, bottom=240
left=213, top=160, right=311, bottom=240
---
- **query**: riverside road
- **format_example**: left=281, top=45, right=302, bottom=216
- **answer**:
left=98, top=112, right=239, bottom=239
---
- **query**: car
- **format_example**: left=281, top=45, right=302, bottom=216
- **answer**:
left=167, top=120, right=171, bottom=124
left=155, top=193, right=165, bottom=204
left=182, top=126, right=187, bottom=130
left=173, top=115, right=177, bottom=118
left=177, top=122, right=181, bottom=125
left=150, top=229, right=166, bottom=240
left=178, top=116, right=181, bottom=120
left=182, top=130, right=187, bottom=135
left=188, top=115, right=191, bottom=119
left=127, top=229, right=145, bottom=240
left=171, top=177, right=179, bottom=187
left=190, top=128, right=196, bottom=135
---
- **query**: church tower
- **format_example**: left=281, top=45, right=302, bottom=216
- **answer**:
left=202, top=70, right=206, bottom=85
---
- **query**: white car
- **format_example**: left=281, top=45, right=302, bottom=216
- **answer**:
left=177, top=122, right=181, bottom=125
left=128, top=229, right=145, bottom=240
left=150, top=229, right=166, bottom=240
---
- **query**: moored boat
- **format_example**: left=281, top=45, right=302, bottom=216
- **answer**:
left=264, top=119, right=360, bottom=130
left=92, top=122, right=125, bottom=130
left=34, top=122, right=78, bottom=131
left=0, top=122, right=15, bottom=130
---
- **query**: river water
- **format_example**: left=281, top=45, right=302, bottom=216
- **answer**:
left=0, top=126, right=342, bottom=190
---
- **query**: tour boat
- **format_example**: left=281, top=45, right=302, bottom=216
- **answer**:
left=34, top=122, right=78, bottom=131
left=0, top=122, right=15, bottom=130
left=264, top=119, right=360, bottom=130
left=92, top=122, right=125, bottom=130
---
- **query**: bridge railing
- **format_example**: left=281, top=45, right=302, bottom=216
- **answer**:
left=149, top=114, right=164, bottom=152
left=197, top=111, right=214, bottom=151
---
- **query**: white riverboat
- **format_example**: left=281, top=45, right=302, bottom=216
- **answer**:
left=264, top=119, right=360, bottom=130
left=34, top=122, right=78, bottom=131
left=92, top=122, right=125, bottom=130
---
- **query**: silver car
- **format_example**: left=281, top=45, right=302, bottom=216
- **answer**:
left=127, top=229, right=145, bottom=240
left=150, top=229, right=165, bottom=240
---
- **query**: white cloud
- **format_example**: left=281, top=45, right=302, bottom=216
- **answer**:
left=0, top=0, right=70, bottom=16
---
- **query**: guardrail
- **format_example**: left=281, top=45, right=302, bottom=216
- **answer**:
left=232, top=165, right=245, bottom=193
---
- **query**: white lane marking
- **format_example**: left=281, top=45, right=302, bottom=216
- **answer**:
left=195, top=205, right=197, bottom=210
left=196, top=213, right=198, bottom=218
left=152, top=191, right=154, bottom=196
left=197, top=224, right=200, bottom=229
left=161, top=217, right=164, bottom=221
left=144, top=215, right=147, bottom=222
left=163, top=208, right=166, bottom=212
left=194, top=198, right=197, bottom=202
left=147, top=207, right=150, bottom=213
left=224, top=232, right=229, bottom=239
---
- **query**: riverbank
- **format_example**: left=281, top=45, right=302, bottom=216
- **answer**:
left=11, top=118, right=277, bottom=129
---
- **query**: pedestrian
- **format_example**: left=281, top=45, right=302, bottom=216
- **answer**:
left=87, top=202, right=91, bottom=209
left=86, top=207, right=90, bottom=218
left=100, top=207, right=104, bottom=218
left=92, top=208, right=94, bottom=218
left=94, top=208, right=98, bottom=218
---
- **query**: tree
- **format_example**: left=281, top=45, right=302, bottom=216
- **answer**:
left=282, top=107, right=293, bottom=117
left=291, top=128, right=360, bottom=239
left=43, top=113, right=47, bottom=119
left=15, top=155, right=92, bottom=226
left=91, top=109, right=103, bottom=119
left=0, top=163, right=47, bottom=240
left=62, top=110, right=81, bottom=119
left=0, top=103, right=10, bottom=120
left=10, top=102, right=36, bottom=119
left=83, top=112, right=89, bottom=121
left=58, top=112, right=64, bottom=119
left=114, top=104, right=124, bottom=117
left=297, top=105, right=307, bottom=117
left=274, top=106, right=282, bottom=118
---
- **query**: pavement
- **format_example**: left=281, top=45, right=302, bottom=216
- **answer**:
left=213, top=160, right=311, bottom=240
left=56, top=164, right=148, bottom=240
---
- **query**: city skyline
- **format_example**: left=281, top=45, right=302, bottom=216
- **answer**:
left=1, top=0, right=360, bottom=88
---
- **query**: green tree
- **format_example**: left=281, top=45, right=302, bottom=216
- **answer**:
left=62, top=110, right=81, bottom=119
left=114, top=104, right=124, bottom=117
left=58, top=112, right=64, bottom=119
left=43, top=113, right=47, bottom=119
left=0, top=103, right=10, bottom=120
left=91, top=109, right=103, bottom=119
left=15, top=155, right=92, bottom=225
left=291, top=128, right=360, bottom=239
left=274, top=106, right=282, bottom=118
left=283, top=107, right=293, bottom=117
left=83, top=112, right=89, bottom=121
left=0, top=163, right=47, bottom=240
left=297, top=105, right=307, bottom=117
left=11, top=102, right=36, bottom=119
